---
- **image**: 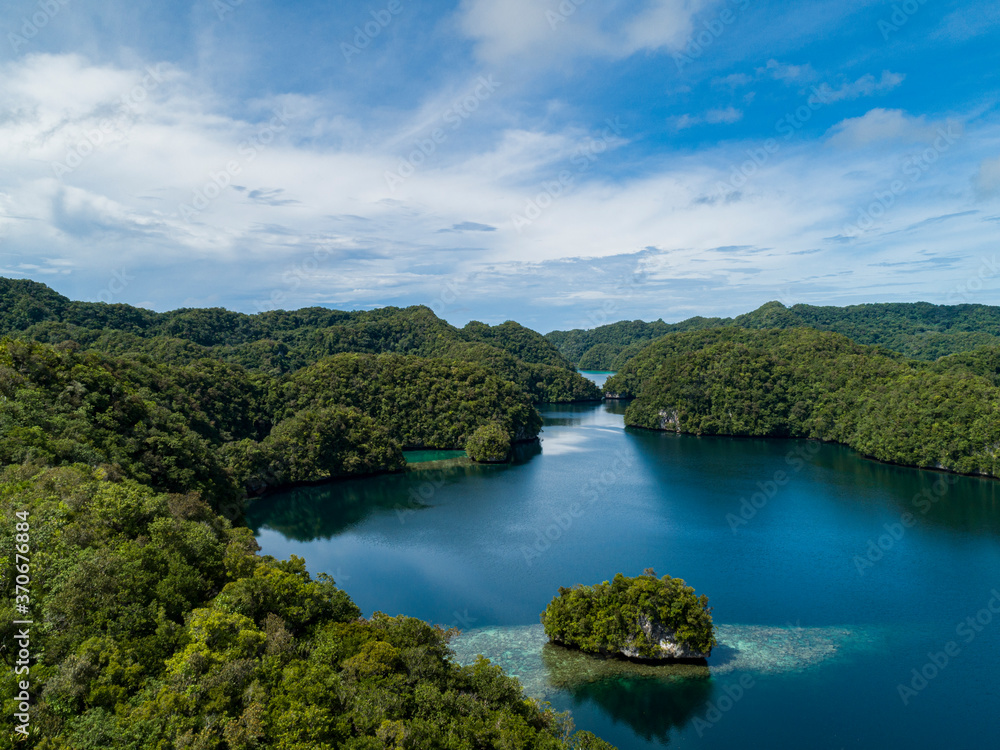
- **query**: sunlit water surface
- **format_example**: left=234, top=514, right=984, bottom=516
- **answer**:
left=251, top=380, right=1000, bottom=749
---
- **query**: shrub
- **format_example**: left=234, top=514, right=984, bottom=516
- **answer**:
left=541, top=571, right=716, bottom=658
left=465, top=423, right=512, bottom=463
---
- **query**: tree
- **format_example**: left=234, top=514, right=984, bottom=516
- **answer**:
left=465, top=423, right=512, bottom=463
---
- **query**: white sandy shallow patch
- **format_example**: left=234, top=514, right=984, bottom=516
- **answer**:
left=449, top=623, right=885, bottom=700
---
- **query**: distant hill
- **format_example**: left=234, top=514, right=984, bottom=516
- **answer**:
left=0, top=277, right=600, bottom=403
left=545, top=317, right=727, bottom=371
left=733, top=301, right=1000, bottom=359
left=545, top=301, right=1000, bottom=369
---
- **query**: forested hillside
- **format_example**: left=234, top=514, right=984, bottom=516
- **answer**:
left=606, top=328, right=1000, bottom=478
left=733, top=301, right=1000, bottom=359
left=546, top=301, right=1000, bottom=369
left=0, top=278, right=600, bottom=403
left=0, top=338, right=544, bottom=512
left=545, top=317, right=725, bottom=371
left=0, top=279, right=615, bottom=748
left=0, top=466, right=613, bottom=748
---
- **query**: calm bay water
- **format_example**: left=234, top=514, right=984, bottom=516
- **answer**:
left=249, top=379, right=1000, bottom=749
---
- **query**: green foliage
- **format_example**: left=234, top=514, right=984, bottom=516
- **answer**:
left=0, top=277, right=599, bottom=403
left=0, top=280, right=612, bottom=746
left=733, top=301, right=1000, bottom=359
left=546, top=318, right=727, bottom=370
left=0, top=339, right=243, bottom=516
left=465, top=422, right=513, bottom=463
left=444, top=341, right=601, bottom=403
left=931, top=345, right=1000, bottom=387
left=547, top=300, right=1000, bottom=369
left=275, top=352, right=542, bottom=449
left=1, top=465, right=607, bottom=748
left=223, top=406, right=405, bottom=494
left=541, top=572, right=716, bottom=658
left=603, top=328, right=749, bottom=398
left=462, top=320, right=576, bottom=370
left=0, top=337, right=542, bottom=511
left=612, top=328, right=1000, bottom=477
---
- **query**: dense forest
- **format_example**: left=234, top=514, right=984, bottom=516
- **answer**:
left=546, top=300, right=1000, bottom=370
left=6, top=275, right=1000, bottom=747
left=0, top=465, right=613, bottom=748
left=0, top=279, right=600, bottom=404
left=544, top=317, right=726, bottom=371
left=605, top=328, right=1000, bottom=478
left=0, top=278, right=614, bottom=747
left=542, top=572, right=716, bottom=659
left=0, top=338, right=543, bottom=517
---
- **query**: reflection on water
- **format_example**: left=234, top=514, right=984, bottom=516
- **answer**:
left=450, top=622, right=883, bottom=694
left=247, top=478, right=410, bottom=540
left=562, top=674, right=713, bottom=745
left=248, top=439, right=545, bottom=541
left=450, top=622, right=885, bottom=745
left=403, top=449, right=467, bottom=463
left=253, top=401, right=1000, bottom=749
left=786, top=439, right=1000, bottom=538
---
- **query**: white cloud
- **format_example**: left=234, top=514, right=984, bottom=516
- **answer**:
left=3, top=53, right=999, bottom=327
left=714, top=72, right=753, bottom=88
left=975, top=157, right=1000, bottom=197
left=621, top=0, right=711, bottom=55
left=932, top=5, right=1000, bottom=41
left=456, top=0, right=566, bottom=62
left=456, top=0, right=717, bottom=65
left=671, top=106, right=742, bottom=130
left=826, top=109, right=944, bottom=148
left=759, top=59, right=815, bottom=82
left=815, top=70, right=905, bottom=102
left=705, top=107, right=743, bottom=124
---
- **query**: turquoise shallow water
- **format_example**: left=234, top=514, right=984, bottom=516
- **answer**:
left=449, top=622, right=890, bottom=699
left=403, top=449, right=467, bottom=464
left=250, top=400, right=1000, bottom=749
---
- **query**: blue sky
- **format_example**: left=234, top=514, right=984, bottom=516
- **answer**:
left=1, top=0, right=998, bottom=332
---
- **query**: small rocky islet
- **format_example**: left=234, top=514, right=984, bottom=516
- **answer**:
left=540, top=570, right=717, bottom=662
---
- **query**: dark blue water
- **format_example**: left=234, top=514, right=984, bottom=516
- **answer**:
left=249, top=401, right=1000, bottom=749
